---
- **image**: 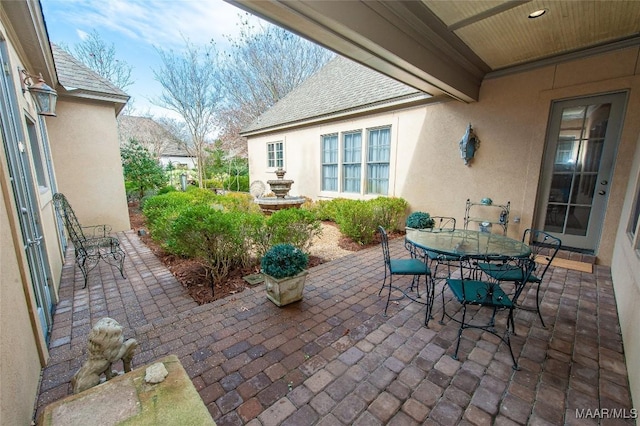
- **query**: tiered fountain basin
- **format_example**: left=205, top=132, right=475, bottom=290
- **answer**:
left=255, top=169, right=304, bottom=214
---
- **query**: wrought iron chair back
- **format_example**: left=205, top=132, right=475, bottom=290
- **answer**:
left=477, top=228, right=561, bottom=327
left=423, top=216, right=457, bottom=280
left=442, top=254, right=536, bottom=369
left=53, top=193, right=126, bottom=288
left=378, top=226, right=433, bottom=325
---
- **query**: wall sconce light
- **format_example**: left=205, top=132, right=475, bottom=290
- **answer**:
left=21, top=69, right=58, bottom=116
left=459, top=123, right=480, bottom=166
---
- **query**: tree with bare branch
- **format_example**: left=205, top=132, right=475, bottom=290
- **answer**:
left=69, top=29, right=134, bottom=91
left=217, top=19, right=333, bottom=154
left=152, top=39, right=221, bottom=187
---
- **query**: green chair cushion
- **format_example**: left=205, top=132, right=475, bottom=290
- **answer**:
left=477, top=262, right=541, bottom=283
left=447, top=278, right=513, bottom=308
left=389, top=259, right=430, bottom=275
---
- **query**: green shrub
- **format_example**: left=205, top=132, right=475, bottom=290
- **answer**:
left=218, top=192, right=261, bottom=213
left=265, top=208, right=321, bottom=254
left=370, top=197, right=408, bottom=231
left=157, top=185, right=177, bottom=195
left=202, top=178, right=224, bottom=190
left=261, top=243, right=309, bottom=279
left=301, top=198, right=339, bottom=222
left=334, top=199, right=379, bottom=245
left=406, top=211, right=435, bottom=229
left=142, top=190, right=218, bottom=244
left=170, top=206, right=248, bottom=285
left=223, top=175, right=250, bottom=192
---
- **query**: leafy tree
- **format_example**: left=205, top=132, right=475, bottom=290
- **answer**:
left=217, top=18, right=334, bottom=153
left=68, top=29, right=134, bottom=91
left=121, top=138, right=167, bottom=200
left=152, top=39, right=221, bottom=187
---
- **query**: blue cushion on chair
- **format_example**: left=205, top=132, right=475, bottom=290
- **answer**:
left=447, top=278, right=513, bottom=308
left=389, top=258, right=430, bottom=275
left=477, top=262, right=541, bottom=283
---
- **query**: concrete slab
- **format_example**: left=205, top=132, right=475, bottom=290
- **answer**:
left=39, top=355, right=215, bottom=426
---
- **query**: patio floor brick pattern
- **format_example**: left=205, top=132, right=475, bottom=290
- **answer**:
left=35, top=230, right=635, bottom=425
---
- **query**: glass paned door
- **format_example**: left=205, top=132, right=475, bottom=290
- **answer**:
left=538, top=92, right=627, bottom=250
left=0, top=40, right=54, bottom=340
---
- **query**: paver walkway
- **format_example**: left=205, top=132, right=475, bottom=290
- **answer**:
left=35, top=231, right=635, bottom=425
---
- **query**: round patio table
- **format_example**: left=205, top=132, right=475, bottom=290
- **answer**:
left=405, top=228, right=531, bottom=258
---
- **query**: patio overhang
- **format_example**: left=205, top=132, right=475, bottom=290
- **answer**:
left=227, top=0, right=640, bottom=104
left=227, top=0, right=487, bottom=103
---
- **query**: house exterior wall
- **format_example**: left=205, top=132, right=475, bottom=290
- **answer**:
left=247, top=45, right=640, bottom=266
left=0, top=16, right=57, bottom=426
left=0, top=191, right=44, bottom=426
left=47, top=98, right=131, bottom=232
left=612, top=130, right=640, bottom=410
left=159, top=155, right=196, bottom=170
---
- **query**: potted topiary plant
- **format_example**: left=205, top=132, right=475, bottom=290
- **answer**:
left=405, top=211, right=435, bottom=229
left=261, top=243, right=309, bottom=306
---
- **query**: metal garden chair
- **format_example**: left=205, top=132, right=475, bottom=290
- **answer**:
left=442, top=254, right=536, bottom=370
left=477, top=229, right=561, bottom=327
left=53, top=193, right=126, bottom=288
left=378, top=226, right=433, bottom=325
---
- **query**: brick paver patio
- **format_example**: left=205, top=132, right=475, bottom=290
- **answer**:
left=35, top=230, right=635, bottom=425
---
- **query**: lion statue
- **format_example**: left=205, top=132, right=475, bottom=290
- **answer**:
left=71, top=317, right=138, bottom=394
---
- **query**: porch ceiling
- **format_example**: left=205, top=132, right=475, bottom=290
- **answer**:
left=227, top=0, right=640, bottom=102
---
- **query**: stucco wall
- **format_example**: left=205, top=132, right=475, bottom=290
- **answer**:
left=0, top=18, right=58, bottom=425
left=0, top=191, right=43, bottom=425
left=611, top=131, right=640, bottom=410
left=248, top=46, right=640, bottom=265
left=47, top=98, right=130, bottom=231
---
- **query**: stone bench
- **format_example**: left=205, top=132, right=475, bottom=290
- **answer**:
left=39, top=355, right=215, bottom=426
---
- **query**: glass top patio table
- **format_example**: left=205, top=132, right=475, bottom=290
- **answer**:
left=405, top=228, right=531, bottom=258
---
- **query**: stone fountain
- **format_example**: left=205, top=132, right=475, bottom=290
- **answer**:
left=254, top=169, right=305, bottom=214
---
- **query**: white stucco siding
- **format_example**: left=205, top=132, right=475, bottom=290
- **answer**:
left=248, top=46, right=640, bottom=261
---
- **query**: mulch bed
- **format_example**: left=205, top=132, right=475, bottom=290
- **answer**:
left=128, top=202, right=400, bottom=305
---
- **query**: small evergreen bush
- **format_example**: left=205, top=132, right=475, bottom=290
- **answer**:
left=266, top=208, right=321, bottom=254
left=334, top=199, right=378, bottom=245
left=370, top=197, right=408, bottom=231
left=406, top=211, right=435, bottom=229
left=261, top=243, right=309, bottom=279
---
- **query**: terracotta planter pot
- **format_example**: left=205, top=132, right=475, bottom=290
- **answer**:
left=263, top=270, right=308, bottom=306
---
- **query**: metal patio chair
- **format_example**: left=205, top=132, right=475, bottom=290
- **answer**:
left=442, top=254, right=536, bottom=369
left=477, top=229, right=561, bottom=327
left=378, top=226, right=433, bottom=325
left=53, top=193, right=126, bottom=288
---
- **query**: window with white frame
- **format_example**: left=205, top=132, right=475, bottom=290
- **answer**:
left=342, top=131, right=362, bottom=193
left=267, top=141, right=284, bottom=168
left=322, top=134, right=338, bottom=191
left=367, top=127, right=391, bottom=195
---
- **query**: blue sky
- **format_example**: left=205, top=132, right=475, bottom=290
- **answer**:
left=40, top=0, right=262, bottom=118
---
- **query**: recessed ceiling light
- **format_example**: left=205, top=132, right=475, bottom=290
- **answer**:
left=528, top=8, right=547, bottom=19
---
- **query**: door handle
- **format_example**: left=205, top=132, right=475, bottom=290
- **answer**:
left=598, top=190, right=606, bottom=195
left=27, top=236, right=43, bottom=247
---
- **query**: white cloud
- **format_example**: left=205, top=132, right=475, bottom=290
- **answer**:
left=76, top=29, right=89, bottom=40
left=53, top=0, right=258, bottom=50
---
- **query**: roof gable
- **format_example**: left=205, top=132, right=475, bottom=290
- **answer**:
left=242, top=56, right=428, bottom=135
left=118, top=115, right=191, bottom=158
left=51, top=44, right=129, bottom=108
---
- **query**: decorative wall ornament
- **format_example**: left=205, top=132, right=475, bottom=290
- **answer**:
left=459, top=123, right=480, bottom=166
left=71, top=317, right=138, bottom=394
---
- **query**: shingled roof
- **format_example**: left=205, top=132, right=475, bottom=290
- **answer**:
left=51, top=44, right=129, bottom=112
left=118, top=115, right=192, bottom=158
left=241, top=56, right=430, bottom=135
